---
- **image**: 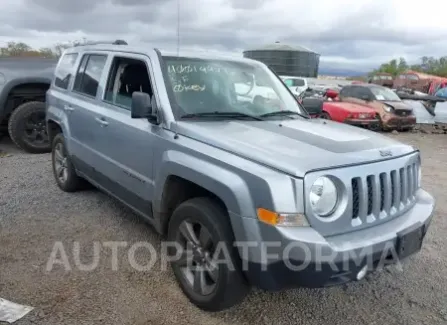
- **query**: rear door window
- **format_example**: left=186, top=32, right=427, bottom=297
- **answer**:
left=340, top=87, right=352, bottom=97
left=54, top=53, right=78, bottom=89
left=73, top=54, right=108, bottom=97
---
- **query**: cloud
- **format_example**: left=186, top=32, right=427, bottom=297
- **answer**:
left=1, top=0, right=447, bottom=71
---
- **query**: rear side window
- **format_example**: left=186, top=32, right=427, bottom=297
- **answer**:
left=339, top=87, right=351, bottom=97
left=73, top=54, right=108, bottom=97
left=54, top=53, right=78, bottom=89
left=354, top=87, right=371, bottom=98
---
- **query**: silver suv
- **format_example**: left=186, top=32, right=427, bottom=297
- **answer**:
left=46, top=41, right=435, bottom=311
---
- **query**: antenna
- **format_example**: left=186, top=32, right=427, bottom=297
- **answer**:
left=176, top=0, right=180, bottom=56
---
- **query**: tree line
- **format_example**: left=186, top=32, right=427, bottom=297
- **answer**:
left=0, top=40, right=85, bottom=58
left=369, top=56, right=447, bottom=78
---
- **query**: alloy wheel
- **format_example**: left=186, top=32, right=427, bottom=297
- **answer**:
left=175, top=220, right=219, bottom=296
left=53, top=142, right=68, bottom=184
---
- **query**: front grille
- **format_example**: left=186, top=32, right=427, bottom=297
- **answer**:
left=351, top=162, right=419, bottom=223
left=394, top=110, right=412, bottom=117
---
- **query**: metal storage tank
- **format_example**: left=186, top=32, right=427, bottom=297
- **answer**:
left=243, top=41, right=320, bottom=78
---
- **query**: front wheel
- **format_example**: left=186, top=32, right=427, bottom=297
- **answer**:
left=7, top=101, right=51, bottom=153
left=167, top=197, right=249, bottom=311
left=320, top=111, right=331, bottom=120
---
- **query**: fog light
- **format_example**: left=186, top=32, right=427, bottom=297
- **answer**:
left=356, top=265, right=368, bottom=280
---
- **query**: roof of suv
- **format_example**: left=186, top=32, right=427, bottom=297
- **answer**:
left=65, top=43, right=256, bottom=64
left=344, top=83, right=387, bottom=89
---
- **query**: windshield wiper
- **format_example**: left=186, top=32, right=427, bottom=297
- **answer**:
left=181, top=111, right=264, bottom=121
left=260, top=110, right=308, bottom=119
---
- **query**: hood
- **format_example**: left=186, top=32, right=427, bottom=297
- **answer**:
left=173, top=119, right=416, bottom=177
left=325, top=102, right=375, bottom=113
left=383, top=101, right=413, bottom=111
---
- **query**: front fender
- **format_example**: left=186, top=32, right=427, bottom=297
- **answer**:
left=153, top=150, right=254, bottom=217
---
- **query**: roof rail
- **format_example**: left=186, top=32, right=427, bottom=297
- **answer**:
left=74, top=40, right=128, bottom=47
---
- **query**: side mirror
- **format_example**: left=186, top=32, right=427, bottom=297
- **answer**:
left=302, top=97, right=323, bottom=115
left=131, top=92, right=153, bottom=119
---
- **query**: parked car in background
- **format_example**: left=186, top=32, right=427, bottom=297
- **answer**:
left=280, top=75, right=308, bottom=96
left=322, top=97, right=379, bottom=129
left=393, top=70, right=447, bottom=93
left=301, top=87, right=379, bottom=129
left=369, top=72, right=394, bottom=88
left=46, top=41, right=434, bottom=311
left=339, top=84, right=416, bottom=131
left=0, top=57, right=58, bottom=152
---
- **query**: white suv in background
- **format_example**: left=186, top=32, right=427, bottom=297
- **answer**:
left=280, top=75, right=308, bottom=96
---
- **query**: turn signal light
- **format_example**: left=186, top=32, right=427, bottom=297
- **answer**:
left=257, top=208, right=309, bottom=227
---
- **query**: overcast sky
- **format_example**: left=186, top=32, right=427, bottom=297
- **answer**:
left=0, top=0, right=446, bottom=71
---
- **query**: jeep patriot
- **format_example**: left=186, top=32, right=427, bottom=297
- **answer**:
left=45, top=41, right=435, bottom=311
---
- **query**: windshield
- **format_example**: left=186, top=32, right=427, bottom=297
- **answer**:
left=370, top=87, right=401, bottom=101
left=161, top=56, right=306, bottom=119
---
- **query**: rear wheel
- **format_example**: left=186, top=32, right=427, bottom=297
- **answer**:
left=167, top=197, right=249, bottom=311
left=7, top=101, right=51, bottom=153
left=51, top=133, right=83, bottom=192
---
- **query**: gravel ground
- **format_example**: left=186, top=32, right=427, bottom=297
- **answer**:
left=0, top=133, right=446, bottom=325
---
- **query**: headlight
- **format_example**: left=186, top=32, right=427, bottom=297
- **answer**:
left=309, top=176, right=338, bottom=216
left=383, top=105, right=392, bottom=113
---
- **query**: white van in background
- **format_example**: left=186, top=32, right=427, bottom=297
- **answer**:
left=280, top=75, right=308, bottom=96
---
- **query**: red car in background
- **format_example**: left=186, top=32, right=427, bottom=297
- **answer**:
left=302, top=88, right=380, bottom=130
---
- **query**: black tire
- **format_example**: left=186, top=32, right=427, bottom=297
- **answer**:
left=7, top=101, right=51, bottom=153
left=320, top=111, right=331, bottom=120
left=167, top=197, right=249, bottom=311
left=51, top=133, right=83, bottom=192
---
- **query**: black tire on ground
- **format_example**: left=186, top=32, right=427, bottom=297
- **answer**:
left=320, top=111, right=331, bottom=119
left=401, top=126, right=414, bottom=132
left=7, top=101, right=51, bottom=153
left=167, top=197, right=249, bottom=311
left=51, top=133, right=83, bottom=192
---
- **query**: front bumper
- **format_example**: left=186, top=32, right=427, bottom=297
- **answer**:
left=235, top=189, right=435, bottom=291
left=344, top=118, right=380, bottom=129
left=382, top=115, right=417, bottom=130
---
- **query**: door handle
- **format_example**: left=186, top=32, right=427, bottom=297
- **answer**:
left=64, top=105, right=74, bottom=112
left=95, top=117, right=109, bottom=127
